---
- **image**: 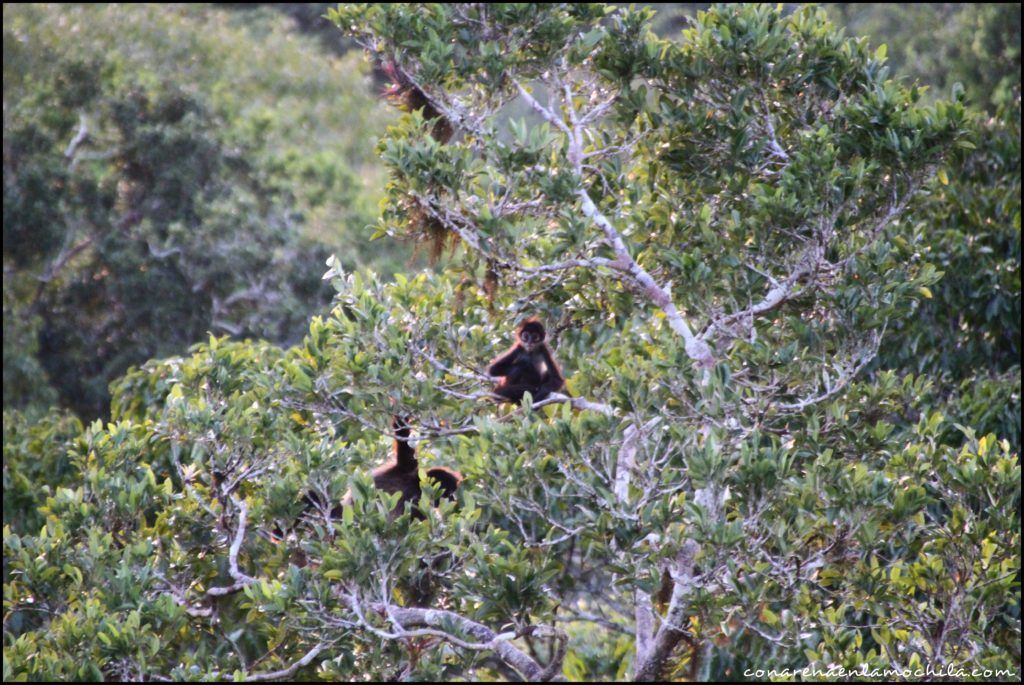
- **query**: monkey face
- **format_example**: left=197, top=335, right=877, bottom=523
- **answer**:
left=519, top=327, right=544, bottom=350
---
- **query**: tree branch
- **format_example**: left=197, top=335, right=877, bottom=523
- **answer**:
left=359, top=600, right=564, bottom=681
left=530, top=391, right=614, bottom=416
left=516, top=77, right=713, bottom=369
left=63, top=111, right=89, bottom=160
left=633, top=539, right=700, bottom=682
left=243, top=643, right=326, bottom=682
left=206, top=497, right=257, bottom=596
left=575, top=190, right=714, bottom=368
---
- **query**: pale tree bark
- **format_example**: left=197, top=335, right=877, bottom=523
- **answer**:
left=353, top=20, right=934, bottom=680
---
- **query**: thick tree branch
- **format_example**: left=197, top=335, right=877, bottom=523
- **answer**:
left=206, top=497, right=257, bottom=596
left=530, top=391, right=614, bottom=416
left=361, top=600, right=564, bottom=681
left=516, top=78, right=713, bottom=369
left=244, top=643, right=326, bottom=682
left=634, top=539, right=700, bottom=682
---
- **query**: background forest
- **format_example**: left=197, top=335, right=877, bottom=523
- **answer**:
left=3, top=3, right=1020, bottom=681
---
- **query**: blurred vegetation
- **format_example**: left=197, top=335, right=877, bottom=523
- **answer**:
left=3, top=3, right=398, bottom=418
left=649, top=3, right=1020, bottom=114
left=218, top=3, right=361, bottom=57
left=827, top=3, right=1020, bottom=112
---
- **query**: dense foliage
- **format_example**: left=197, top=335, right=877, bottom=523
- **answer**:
left=3, top=3, right=1020, bottom=682
left=868, top=3, right=1022, bottom=452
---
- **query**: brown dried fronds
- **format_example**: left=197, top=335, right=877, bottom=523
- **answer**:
left=406, top=202, right=459, bottom=263
left=382, top=61, right=453, bottom=143
left=483, top=263, right=499, bottom=304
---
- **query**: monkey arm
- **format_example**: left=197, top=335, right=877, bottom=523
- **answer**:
left=487, top=346, right=521, bottom=376
left=536, top=346, right=567, bottom=398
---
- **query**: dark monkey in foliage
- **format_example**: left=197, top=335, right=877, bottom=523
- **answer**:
left=298, top=417, right=462, bottom=526
left=379, top=415, right=462, bottom=513
left=488, top=318, right=566, bottom=404
left=286, top=418, right=461, bottom=607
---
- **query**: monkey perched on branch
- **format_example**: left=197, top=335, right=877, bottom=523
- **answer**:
left=290, top=417, right=462, bottom=607
left=371, top=415, right=462, bottom=513
left=276, top=417, right=461, bottom=542
left=487, top=318, right=567, bottom=405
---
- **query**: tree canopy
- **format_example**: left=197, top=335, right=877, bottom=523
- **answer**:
left=3, top=3, right=1020, bottom=682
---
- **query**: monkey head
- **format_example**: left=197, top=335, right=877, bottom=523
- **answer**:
left=517, top=318, right=546, bottom=351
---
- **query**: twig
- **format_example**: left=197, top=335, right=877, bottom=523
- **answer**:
left=64, top=111, right=89, bottom=160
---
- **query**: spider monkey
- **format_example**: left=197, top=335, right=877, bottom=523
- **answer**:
left=487, top=318, right=566, bottom=405
left=282, top=418, right=461, bottom=606
left=302, top=416, right=461, bottom=524
left=364, top=415, right=462, bottom=514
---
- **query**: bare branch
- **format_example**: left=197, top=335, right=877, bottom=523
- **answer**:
left=243, top=643, right=326, bottom=683
left=700, top=259, right=814, bottom=344
left=355, top=596, right=563, bottom=681
left=530, top=391, right=614, bottom=416
left=517, top=256, right=617, bottom=273
left=210, top=319, right=244, bottom=336
left=775, top=328, right=884, bottom=412
left=614, top=417, right=662, bottom=501
left=146, top=240, right=182, bottom=259
left=64, top=111, right=89, bottom=160
left=206, top=497, right=257, bottom=596
left=36, top=234, right=96, bottom=286
left=758, top=94, right=790, bottom=163
left=576, top=190, right=714, bottom=369
left=515, top=81, right=570, bottom=136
